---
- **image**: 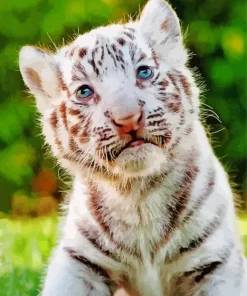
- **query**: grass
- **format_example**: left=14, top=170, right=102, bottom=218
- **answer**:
left=0, top=216, right=246, bottom=296
left=0, top=217, right=57, bottom=296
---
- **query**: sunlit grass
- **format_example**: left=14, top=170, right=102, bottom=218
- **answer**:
left=0, top=216, right=246, bottom=296
left=0, top=217, right=57, bottom=296
left=238, top=215, right=247, bottom=255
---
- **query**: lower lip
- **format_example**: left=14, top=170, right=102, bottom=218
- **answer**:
left=129, top=140, right=145, bottom=147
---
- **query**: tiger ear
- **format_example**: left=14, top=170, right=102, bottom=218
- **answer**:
left=19, top=46, right=60, bottom=113
left=139, top=0, right=187, bottom=66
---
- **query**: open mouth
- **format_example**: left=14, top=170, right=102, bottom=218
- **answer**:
left=103, top=133, right=168, bottom=162
left=112, top=136, right=166, bottom=159
left=109, top=138, right=150, bottom=160
left=121, top=138, right=150, bottom=150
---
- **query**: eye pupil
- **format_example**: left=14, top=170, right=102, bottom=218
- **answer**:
left=77, top=85, right=94, bottom=99
left=137, top=66, right=152, bottom=80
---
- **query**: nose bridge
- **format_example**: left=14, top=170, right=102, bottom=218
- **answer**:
left=112, top=100, right=140, bottom=120
left=114, top=112, right=142, bottom=133
left=108, top=84, right=140, bottom=120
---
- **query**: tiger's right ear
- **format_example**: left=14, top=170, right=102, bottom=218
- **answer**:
left=19, top=46, right=61, bottom=113
left=139, top=0, right=187, bottom=67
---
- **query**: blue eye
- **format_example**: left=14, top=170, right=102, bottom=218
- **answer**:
left=77, top=85, right=94, bottom=99
left=137, top=66, right=153, bottom=80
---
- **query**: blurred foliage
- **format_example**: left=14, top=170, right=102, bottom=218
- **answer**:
left=0, top=217, right=57, bottom=295
left=0, top=215, right=246, bottom=295
left=0, top=0, right=246, bottom=216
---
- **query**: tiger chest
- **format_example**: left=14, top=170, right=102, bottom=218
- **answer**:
left=107, top=239, right=174, bottom=296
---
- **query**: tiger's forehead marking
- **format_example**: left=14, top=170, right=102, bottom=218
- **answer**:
left=61, top=23, right=155, bottom=81
left=74, top=24, right=137, bottom=47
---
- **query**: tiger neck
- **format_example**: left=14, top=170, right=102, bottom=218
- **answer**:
left=75, top=121, right=212, bottom=226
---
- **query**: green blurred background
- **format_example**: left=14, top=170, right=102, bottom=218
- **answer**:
left=0, top=0, right=246, bottom=294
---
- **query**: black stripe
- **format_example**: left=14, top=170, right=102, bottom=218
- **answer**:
left=182, top=167, right=216, bottom=224
left=105, top=44, right=117, bottom=68
left=64, top=247, right=110, bottom=279
left=184, top=242, right=232, bottom=283
left=151, top=157, right=199, bottom=262
left=78, top=225, right=112, bottom=258
left=87, top=183, right=142, bottom=259
left=101, top=45, right=105, bottom=61
left=73, top=62, right=88, bottom=78
left=118, top=52, right=125, bottom=64
left=151, top=73, right=161, bottom=85
left=102, top=135, right=116, bottom=142
left=180, top=207, right=225, bottom=254
left=185, top=261, right=222, bottom=283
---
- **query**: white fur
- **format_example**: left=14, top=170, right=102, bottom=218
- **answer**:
left=19, top=0, right=246, bottom=295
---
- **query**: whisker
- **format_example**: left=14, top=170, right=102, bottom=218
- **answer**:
left=210, top=127, right=225, bottom=134
left=46, top=32, right=59, bottom=51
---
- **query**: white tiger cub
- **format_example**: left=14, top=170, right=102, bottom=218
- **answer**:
left=19, top=0, right=246, bottom=295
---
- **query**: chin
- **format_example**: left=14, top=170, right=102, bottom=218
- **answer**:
left=112, top=144, right=168, bottom=178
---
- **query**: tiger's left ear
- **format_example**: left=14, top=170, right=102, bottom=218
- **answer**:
left=139, top=0, right=187, bottom=67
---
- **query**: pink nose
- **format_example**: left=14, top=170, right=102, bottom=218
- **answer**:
left=112, top=111, right=143, bottom=133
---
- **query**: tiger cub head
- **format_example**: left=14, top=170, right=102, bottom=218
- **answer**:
left=19, top=0, right=200, bottom=178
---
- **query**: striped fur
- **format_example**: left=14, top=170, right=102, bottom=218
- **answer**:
left=19, top=0, right=246, bottom=295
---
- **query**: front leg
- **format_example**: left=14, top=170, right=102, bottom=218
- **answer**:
left=192, top=256, right=246, bottom=296
left=174, top=253, right=247, bottom=296
left=41, top=244, right=113, bottom=296
left=190, top=270, right=247, bottom=296
left=190, top=275, right=245, bottom=296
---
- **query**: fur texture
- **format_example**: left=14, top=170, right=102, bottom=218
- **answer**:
left=19, top=0, right=246, bottom=295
